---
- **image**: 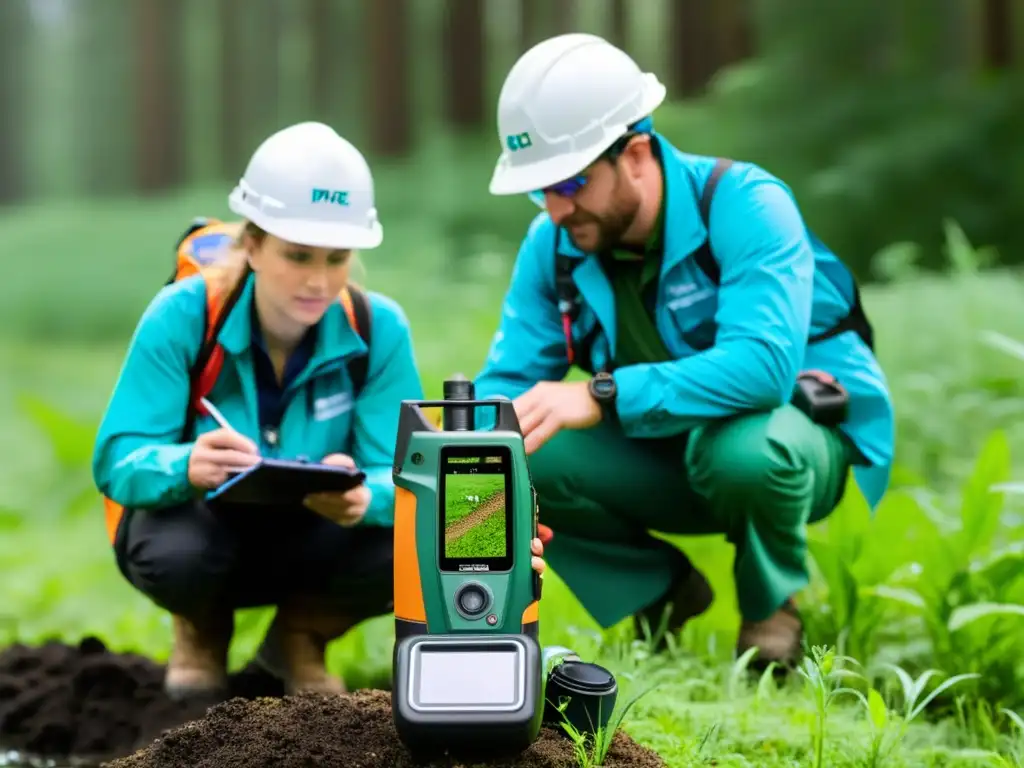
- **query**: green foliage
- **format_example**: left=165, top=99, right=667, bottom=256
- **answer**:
left=796, top=646, right=863, bottom=768
left=649, top=0, right=1024, bottom=281
left=802, top=428, right=1024, bottom=712
left=2, top=191, right=1024, bottom=763
left=12, top=0, right=1024, bottom=295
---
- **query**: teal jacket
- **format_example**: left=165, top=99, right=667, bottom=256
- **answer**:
left=474, top=133, right=895, bottom=510
left=92, top=272, right=424, bottom=526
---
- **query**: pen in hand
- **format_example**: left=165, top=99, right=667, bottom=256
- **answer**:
left=196, top=399, right=258, bottom=460
left=189, top=398, right=261, bottom=488
left=200, top=397, right=236, bottom=433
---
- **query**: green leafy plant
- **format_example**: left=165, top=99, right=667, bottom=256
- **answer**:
left=801, top=426, right=1024, bottom=713
left=16, top=393, right=99, bottom=521
left=797, top=644, right=865, bottom=768
left=548, top=669, right=662, bottom=767
left=845, top=664, right=981, bottom=766
left=1001, top=709, right=1024, bottom=766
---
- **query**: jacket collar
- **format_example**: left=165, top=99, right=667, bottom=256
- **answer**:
left=217, top=272, right=367, bottom=377
left=552, top=133, right=707, bottom=349
left=553, top=132, right=705, bottom=265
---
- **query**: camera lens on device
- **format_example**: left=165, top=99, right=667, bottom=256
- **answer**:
left=455, top=582, right=490, bottom=618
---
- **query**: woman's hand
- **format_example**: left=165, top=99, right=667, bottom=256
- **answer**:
left=188, top=428, right=260, bottom=489
left=303, top=453, right=370, bottom=527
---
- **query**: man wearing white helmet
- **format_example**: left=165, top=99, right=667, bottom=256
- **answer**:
left=474, top=35, right=894, bottom=671
left=94, top=120, right=550, bottom=700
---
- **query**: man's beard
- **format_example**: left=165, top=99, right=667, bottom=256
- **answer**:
left=563, top=201, right=639, bottom=253
left=562, top=172, right=641, bottom=253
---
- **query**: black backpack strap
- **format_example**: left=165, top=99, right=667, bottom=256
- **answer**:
left=692, top=158, right=875, bottom=351
left=345, top=284, right=373, bottom=397
left=554, top=229, right=583, bottom=366
left=691, top=158, right=732, bottom=286
left=807, top=283, right=875, bottom=350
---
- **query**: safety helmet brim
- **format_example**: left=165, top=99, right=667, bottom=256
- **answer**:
left=488, top=141, right=611, bottom=197
left=228, top=188, right=383, bottom=250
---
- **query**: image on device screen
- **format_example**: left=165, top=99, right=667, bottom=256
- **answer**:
left=443, top=454, right=507, bottom=561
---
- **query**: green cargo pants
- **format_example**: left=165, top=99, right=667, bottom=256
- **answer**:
left=528, top=404, right=855, bottom=628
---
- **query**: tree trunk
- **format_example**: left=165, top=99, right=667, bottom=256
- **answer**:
left=219, top=0, right=245, bottom=178
left=983, top=0, right=1012, bottom=68
left=307, top=0, right=332, bottom=120
left=247, top=0, right=281, bottom=141
left=519, top=0, right=540, bottom=53
left=368, top=0, right=412, bottom=156
left=608, top=0, right=628, bottom=50
left=668, top=0, right=717, bottom=96
left=716, top=0, right=754, bottom=66
left=442, top=0, right=485, bottom=130
left=135, top=0, right=185, bottom=192
left=0, top=0, right=29, bottom=204
left=219, top=0, right=281, bottom=179
left=550, top=0, right=574, bottom=35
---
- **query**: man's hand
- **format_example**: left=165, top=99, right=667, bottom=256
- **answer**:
left=513, top=381, right=602, bottom=454
left=530, top=536, right=546, bottom=576
left=303, top=453, right=370, bottom=527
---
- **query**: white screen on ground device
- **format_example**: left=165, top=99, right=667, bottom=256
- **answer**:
left=415, top=649, right=518, bottom=706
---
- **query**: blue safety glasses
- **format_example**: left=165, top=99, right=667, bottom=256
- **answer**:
left=526, top=118, right=653, bottom=210
left=527, top=175, right=589, bottom=208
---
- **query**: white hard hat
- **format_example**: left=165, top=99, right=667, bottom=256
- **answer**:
left=228, top=121, right=383, bottom=250
left=489, top=34, right=666, bottom=196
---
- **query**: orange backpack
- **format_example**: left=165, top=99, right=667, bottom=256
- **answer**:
left=101, top=216, right=373, bottom=545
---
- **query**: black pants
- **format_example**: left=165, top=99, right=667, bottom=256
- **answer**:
left=113, top=499, right=394, bottom=622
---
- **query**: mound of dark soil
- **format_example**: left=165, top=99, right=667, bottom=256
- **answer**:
left=107, top=688, right=665, bottom=768
left=0, top=639, right=664, bottom=767
left=0, top=636, right=284, bottom=763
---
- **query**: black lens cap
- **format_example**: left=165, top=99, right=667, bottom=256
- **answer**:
left=550, top=661, right=616, bottom=695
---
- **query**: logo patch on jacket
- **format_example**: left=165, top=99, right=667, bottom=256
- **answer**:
left=314, top=392, right=353, bottom=421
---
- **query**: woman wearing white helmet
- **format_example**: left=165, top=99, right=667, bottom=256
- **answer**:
left=94, top=121, right=548, bottom=702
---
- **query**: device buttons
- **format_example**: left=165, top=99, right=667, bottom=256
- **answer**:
left=454, top=582, right=491, bottom=620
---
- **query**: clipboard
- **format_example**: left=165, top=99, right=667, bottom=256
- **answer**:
left=207, top=458, right=367, bottom=507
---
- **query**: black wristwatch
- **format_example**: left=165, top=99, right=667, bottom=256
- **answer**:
left=588, top=372, right=618, bottom=419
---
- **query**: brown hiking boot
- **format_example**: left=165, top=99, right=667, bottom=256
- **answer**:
left=736, top=598, right=804, bottom=672
left=633, top=558, right=715, bottom=650
left=164, top=612, right=232, bottom=701
left=253, top=597, right=353, bottom=695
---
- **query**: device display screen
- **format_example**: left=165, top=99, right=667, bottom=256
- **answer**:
left=438, top=445, right=513, bottom=573
left=415, top=649, right=520, bottom=707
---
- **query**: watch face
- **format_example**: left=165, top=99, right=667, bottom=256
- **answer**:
left=593, top=379, right=614, bottom=397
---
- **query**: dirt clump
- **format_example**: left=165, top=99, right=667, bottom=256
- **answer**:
left=107, top=688, right=665, bottom=768
left=1, top=639, right=665, bottom=767
left=0, top=636, right=283, bottom=763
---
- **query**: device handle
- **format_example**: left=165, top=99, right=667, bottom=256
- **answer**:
left=392, top=399, right=523, bottom=471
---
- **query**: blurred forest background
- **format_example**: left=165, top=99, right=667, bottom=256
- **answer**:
left=1, top=0, right=1023, bottom=482
left=1, top=0, right=1021, bottom=284
left=3, top=0, right=1024, bottom=485
left=4, top=1, right=1024, bottom=732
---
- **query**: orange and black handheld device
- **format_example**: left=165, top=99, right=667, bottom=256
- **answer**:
left=390, top=375, right=544, bottom=759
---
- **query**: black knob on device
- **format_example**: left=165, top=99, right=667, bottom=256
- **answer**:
left=443, top=373, right=475, bottom=431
